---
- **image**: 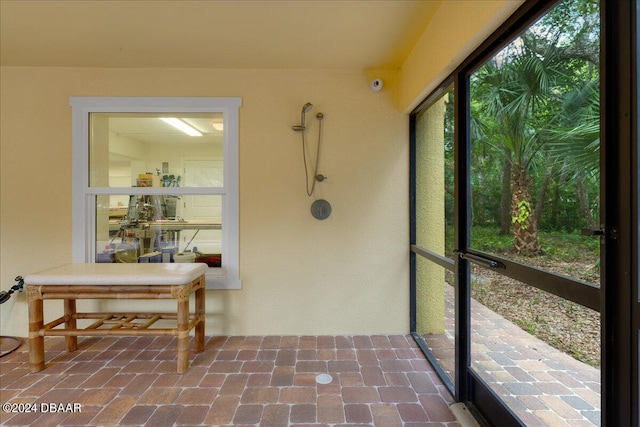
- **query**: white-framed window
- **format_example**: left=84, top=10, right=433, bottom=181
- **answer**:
left=71, top=97, right=242, bottom=289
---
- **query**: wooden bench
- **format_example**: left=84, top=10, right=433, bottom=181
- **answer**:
left=24, top=263, right=207, bottom=373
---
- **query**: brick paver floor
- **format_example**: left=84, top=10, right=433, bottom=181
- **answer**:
left=0, top=335, right=463, bottom=426
left=421, top=284, right=601, bottom=427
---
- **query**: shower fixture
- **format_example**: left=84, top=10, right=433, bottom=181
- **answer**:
left=292, top=102, right=326, bottom=198
left=292, top=102, right=314, bottom=131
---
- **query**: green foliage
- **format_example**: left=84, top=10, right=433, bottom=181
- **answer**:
left=539, top=230, right=600, bottom=261
left=523, top=319, right=537, bottom=335
left=467, top=0, right=600, bottom=238
left=470, top=226, right=599, bottom=262
left=545, top=80, right=600, bottom=179
left=512, top=200, right=532, bottom=229
left=469, top=227, right=513, bottom=253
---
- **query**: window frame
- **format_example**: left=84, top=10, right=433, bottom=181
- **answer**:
left=70, top=96, right=242, bottom=289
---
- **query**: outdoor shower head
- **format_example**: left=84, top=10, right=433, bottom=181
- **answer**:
left=302, top=102, right=313, bottom=113
left=292, top=102, right=314, bottom=131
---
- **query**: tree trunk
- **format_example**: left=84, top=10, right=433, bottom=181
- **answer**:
left=577, top=172, right=598, bottom=230
left=511, top=163, right=541, bottom=254
left=500, top=149, right=512, bottom=235
left=534, top=164, right=552, bottom=228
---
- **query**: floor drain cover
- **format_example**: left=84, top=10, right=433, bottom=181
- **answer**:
left=315, top=373, right=333, bottom=384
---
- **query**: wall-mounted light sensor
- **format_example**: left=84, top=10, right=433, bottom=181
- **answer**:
left=370, top=79, right=383, bottom=92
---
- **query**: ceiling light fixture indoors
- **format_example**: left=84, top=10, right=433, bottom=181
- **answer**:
left=160, top=117, right=203, bottom=136
left=210, top=118, right=224, bottom=132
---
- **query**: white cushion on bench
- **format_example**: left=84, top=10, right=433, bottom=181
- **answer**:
left=24, top=263, right=208, bottom=286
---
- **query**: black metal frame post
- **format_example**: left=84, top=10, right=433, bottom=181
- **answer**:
left=602, top=0, right=635, bottom=425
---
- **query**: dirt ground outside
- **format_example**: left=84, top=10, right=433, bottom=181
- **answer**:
left=468, top=255, right=601, bottom=368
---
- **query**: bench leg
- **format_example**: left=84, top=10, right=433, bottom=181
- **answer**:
left=28, top=297, right=45, bottom=372
left=64, top=299, right=78, bottom=352
left=176, top=299, right=189, bottom=373
left=195, top=284, right=205, bottom=353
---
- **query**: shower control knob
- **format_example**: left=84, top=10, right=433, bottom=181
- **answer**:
left=311, top=199, right=331, bottom=220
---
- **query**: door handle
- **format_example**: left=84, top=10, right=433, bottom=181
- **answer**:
left=581, top=227, right=617, bottom=240
left=454, top=251, right=505, bottom=270
left=581, top=228, right=604, bottom=236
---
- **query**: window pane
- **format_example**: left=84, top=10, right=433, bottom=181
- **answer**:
left=415, top=87, right=455, bottom=257
left=470, top=268, right=601, bottom=426
left=468, top=0, right=600, bottom=285
left=416, top=256, right=455, bottom=385
left=90, top=113, right=224, bottom=188
left=465, top=2, right=601, bottom=425
left=96, top=194, right=222, bottom=265
left=414, top=86, right=455, bottom=389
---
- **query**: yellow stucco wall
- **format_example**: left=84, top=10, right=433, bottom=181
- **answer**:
left=415, top=97, right=447, bottom=334
left=0, top=1, right=523, bottom=338
left=0, top=67, right=408, bottom=337
left=397, top=0, right=524, bottom=113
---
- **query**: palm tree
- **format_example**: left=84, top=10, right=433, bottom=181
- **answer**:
left=545, top=80, right=599, bottom=176
left=545, top=80, right=600, bottom=229
left=471, top=37, right=566, bottom=254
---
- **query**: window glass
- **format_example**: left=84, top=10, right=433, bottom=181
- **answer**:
left=470, top=268, right=601, bottom=425
left=416, top=256, right=455, bottom=385
left=89, top=113, right=224, bottom=188
left=468, top=0, right=600, bottom=285
left=96, top=195, right=222, bottom=265
left=413, top=86, right=455, bottom=390
left=72, top=97, right=241, bottom=288
left=466, top=1, right=601, bottom=424
left=415, top=87, right=455, bottom=257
